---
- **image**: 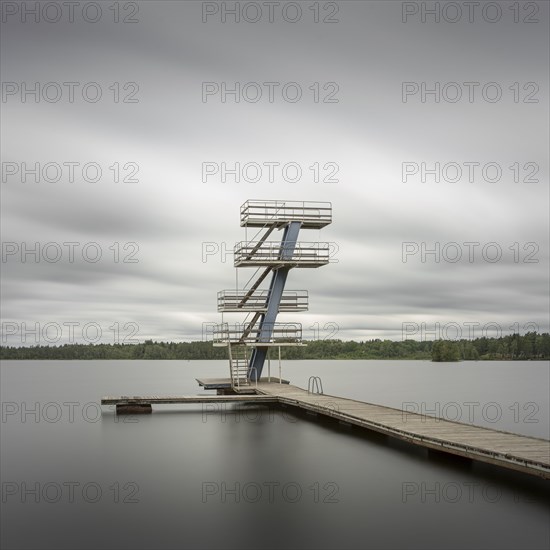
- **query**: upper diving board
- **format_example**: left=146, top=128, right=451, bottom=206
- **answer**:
left=240, top=200, right=332, bottom=229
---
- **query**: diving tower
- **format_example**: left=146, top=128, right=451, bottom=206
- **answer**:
left=212, top=200, right=332, bottom=388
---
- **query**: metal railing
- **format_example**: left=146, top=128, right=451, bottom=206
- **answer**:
left=217, top=290, right=309, bottom=312
left=234, top=241, right=331, bottom=267
left=240, top=200, right=332, bottom=229
left=308, top=376, right=324, bottom=395
left=212, top=322, right=302, bottom=345
left=248, top=366, right=258, bottom=388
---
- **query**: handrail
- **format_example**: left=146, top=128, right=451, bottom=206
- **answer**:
left=212, top=322, right=302, bottom=344
left=234, top=241, right=331, bottom=266
left=240, top=200, right=332, bottom=228
left=307, top=376, right=324, bottom=395
left=249, top=366, right=258, bottom=388
left=217, top=289, right=309, bottom=312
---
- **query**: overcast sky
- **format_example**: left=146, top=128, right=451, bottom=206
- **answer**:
left=1, top=1, right=548, bottom=346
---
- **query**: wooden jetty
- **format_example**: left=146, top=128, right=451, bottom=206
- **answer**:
left=253, top=381, right=550, bottom=480
left=101, top=379, right=550, bottom=480
left=101, top=393, right=278, bottom=414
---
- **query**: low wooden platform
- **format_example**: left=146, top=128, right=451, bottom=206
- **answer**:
left=101, top=394, right=279, bottom=405
left=195, top=376, right=290, bottom=391
left=252, top=382, right=550, bottom=480
left=101, top=393, right=280, bottom=414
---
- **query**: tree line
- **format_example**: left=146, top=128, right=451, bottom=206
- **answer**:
left=1, top=332, right=549, bottom=361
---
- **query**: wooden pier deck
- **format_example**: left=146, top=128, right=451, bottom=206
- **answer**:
left=253, top=381, right=550, bottom=480
left=101, top=380, right=550, bottom=479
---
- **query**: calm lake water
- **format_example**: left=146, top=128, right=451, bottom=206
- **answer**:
left=1, top=360, right=549, bottom=550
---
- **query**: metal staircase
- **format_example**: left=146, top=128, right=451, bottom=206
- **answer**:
left=212, top=200, right=332, bottom=390
left=227, top=344, right=250, bottom=387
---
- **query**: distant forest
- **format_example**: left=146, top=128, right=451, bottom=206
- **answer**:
left=1, top=332, right=549, bottom=361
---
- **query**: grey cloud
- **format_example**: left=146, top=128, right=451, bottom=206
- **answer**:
left=1, top=1, right=548, bottom=345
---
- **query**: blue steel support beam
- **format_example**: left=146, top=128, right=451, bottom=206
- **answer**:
left=248, top=221, right=301, bottom=380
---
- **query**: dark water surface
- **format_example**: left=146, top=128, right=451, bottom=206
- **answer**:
left=1, top=360, right=549, bottom=550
